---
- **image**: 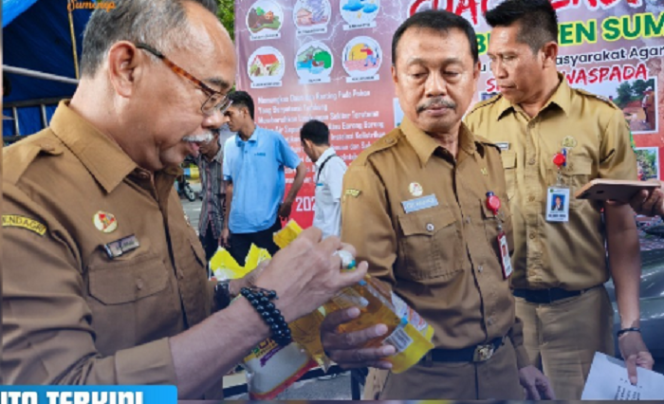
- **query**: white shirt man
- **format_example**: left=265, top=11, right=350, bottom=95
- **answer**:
left=300, top=120, right=347, bottom=238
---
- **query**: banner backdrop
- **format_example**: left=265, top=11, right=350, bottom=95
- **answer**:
left=234, top=0, right=664, bottom=229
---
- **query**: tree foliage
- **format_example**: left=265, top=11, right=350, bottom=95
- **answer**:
left=217, top=0, right=235, bottom=40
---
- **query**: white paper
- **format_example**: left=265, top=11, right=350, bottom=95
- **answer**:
left=581, top=352, right=664, bottom=400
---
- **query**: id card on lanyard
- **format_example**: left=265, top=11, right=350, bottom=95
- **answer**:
left=546, top=150, right=570, bottom=223
left=486, top=192, right=513, bottom=279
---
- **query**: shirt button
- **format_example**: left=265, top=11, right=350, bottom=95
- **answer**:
left=528, top=158, right=536, bottom=165
left=136, top=279, right=144, bottom=290
left=528, top=195, right=535, bottom=202
left=477, top=265, right=483, bottom=273
left=487, top=317, right=494, bottom=326
left=465, top=217, right=471, bottom=224
left=529, top=233, right=536, bottom=240
left=178, top=270, right=184, bottom=279
left=426, top=223, right=435, bottom=232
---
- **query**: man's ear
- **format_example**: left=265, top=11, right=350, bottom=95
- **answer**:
left=107, top=41, right=144, bottom=98
left=540, top=41, right=558, bottom=69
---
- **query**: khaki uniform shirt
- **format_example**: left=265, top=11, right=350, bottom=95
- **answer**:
left=465, top=75, right=637, bottom=291
left=341, top=117, right=528, bottom=367
left=2, top=102, right=216, bottom=388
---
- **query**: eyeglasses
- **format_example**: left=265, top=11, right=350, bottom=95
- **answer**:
left=135, top=42, right=232, bottom=115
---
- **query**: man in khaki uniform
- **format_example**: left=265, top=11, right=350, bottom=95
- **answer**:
left=341, top=10, right=553, bottom=400
left=465, top=0, right=654, bottom=399
left=2, top=0, right=371, bottom=398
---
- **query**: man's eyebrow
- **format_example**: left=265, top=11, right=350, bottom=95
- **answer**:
left=405, top=56, right=464, bottom=66
left=206, top=77, right=232, bottom=91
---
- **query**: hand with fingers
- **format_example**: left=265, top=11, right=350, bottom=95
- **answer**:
left=619, top=330, right=655, bottom=385
left=252, top=227, right=368, bottom=324
left=320, top=307, right=396, bottom=370
left=628, top=180, right=664, bottom=217
left=518, top=365, right=555, bottom=400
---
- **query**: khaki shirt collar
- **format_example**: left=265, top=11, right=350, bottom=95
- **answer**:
left=50, top=101, right=140, bottom=194
left=496, top=72, right=571, bottom=120
left=401, top=116, right=479, bottom=166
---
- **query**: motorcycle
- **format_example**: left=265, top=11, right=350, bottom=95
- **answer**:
left=176, top=174, right=197, bottom=202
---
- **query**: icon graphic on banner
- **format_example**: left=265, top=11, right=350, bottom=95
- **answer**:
left=295, top=41, right=334, bottom=85
left=246, top=0, right=283, bottom=41
left=340, top=0, right=379, bottom=30
left=293, top=0, right=331, bottom=36
left=342, top=36, right=382, bottom=83
left=247, top=46, right=285, bottom=88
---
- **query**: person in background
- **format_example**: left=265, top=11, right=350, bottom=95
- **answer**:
left=465, top=0, right=653, bottom=398
left=195, top=129, right=225, bottom=262
left=221, top=90, right=308, bottom=264
left=300, top=119, right=347, bottom=239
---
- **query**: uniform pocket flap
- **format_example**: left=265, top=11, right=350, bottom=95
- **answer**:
left=567, top=157, right=592, bottom=175
left=481, top=202, right=512, bottom=221
left=89, top=253, right=168, bottom=305
left=398, top=208, right=456, bottom=236
left=501, top=151, right=517, bottom=169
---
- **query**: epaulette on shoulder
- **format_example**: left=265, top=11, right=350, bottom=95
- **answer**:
left=3, top=131, right=64, bottom=185
left=352, top=128, right=401, bottom=166
left=575, top=88, right=619, bottom=110
left=474, top=134, right=502, bottom=154
left=467, top=94, right=503, bottom=116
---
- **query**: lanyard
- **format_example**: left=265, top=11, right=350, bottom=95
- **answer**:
left=316, top=153, right=339, bottom=184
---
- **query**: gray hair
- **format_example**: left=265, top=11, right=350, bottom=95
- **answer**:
left=80, top=0, right=218, bottom=77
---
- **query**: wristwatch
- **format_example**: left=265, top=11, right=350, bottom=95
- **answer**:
left=214, top=279, right=232, bottom=310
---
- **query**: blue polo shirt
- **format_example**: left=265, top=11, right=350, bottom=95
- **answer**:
left=223, top=126, right=301, bottom=234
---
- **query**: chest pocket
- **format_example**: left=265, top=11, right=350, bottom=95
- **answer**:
left=87, top=252, right=180, bottom=353
left=397, top=207, right=461, bottom=281
left=551, top=156, right=593, bottom=208
left=501, top=151, right=517, bottom=200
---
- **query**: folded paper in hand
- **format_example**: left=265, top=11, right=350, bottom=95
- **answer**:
left=581, top=352, right=664, bottom=400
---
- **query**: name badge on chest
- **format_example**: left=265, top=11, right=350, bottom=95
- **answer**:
left=103, top=234, right=140, bottom=259
left=401, top=194, right=439, bottom=214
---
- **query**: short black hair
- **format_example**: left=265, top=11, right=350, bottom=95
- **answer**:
left=300, top=120, right=330, bottom=146
left=392, top=10, right=478, bottom=65
left=228, top=90, right=255, bottom=120
left=485, top=0, right=558, bottom=53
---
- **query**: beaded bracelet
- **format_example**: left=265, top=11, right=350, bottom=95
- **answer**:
left=240, top=286, right=292, bottom=346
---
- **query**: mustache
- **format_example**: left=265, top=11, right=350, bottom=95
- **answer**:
left=183, top=132, right=215, bottom=143
left=417, top=97, right=457, bottom=113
